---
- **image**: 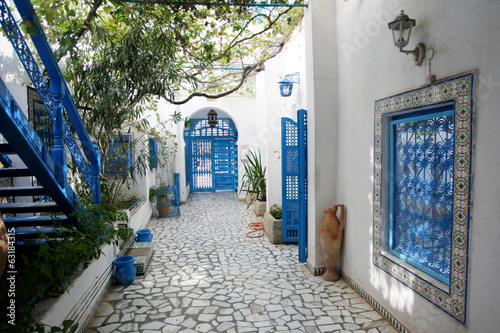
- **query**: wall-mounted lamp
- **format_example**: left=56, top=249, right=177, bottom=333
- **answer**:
left=207, top=109, right=218, bottom=128
left=278, top=72, right=300, bottom=97
left=388, top=10, right=425, bottom=66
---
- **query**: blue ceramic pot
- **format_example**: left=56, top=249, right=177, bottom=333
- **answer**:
left=113, top=255, right=136, bottom=284
left=135, top=229, right=153, bottom=242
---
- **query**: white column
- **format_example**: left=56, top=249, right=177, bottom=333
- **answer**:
left=305, top=0, right=338, bottom=272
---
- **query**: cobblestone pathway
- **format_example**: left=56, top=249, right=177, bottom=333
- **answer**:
left=86, top=192, right=396, bottom=333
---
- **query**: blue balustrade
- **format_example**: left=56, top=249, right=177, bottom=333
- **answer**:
left=0, top=0, right=101, bottom=203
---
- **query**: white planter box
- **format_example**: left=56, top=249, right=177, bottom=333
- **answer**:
left=263, top=212, right=283, bottom=244
left=253, top=200, right=266, bottom=216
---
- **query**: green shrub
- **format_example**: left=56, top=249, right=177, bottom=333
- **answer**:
left=270, top=204, right=282, bottom=220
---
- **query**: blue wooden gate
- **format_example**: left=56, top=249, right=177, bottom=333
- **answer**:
left=184, top=118, right=238, bottom=192
left=282, top=109, right=308, bottom=262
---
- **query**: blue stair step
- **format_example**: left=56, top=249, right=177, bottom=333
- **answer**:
left=3, top=215, right=71, bottom=228
left=0, top=186, right=47, bottom=197
left=0, top=202, right=60, bottom=214
left=14, top=226, right=72, bottom=240
left=0, top=143, right=16, bottom=154
left=0, top=167, right=32, bottom=177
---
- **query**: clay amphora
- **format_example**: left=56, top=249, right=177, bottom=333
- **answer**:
left=320, top=204, right=345, bottom=281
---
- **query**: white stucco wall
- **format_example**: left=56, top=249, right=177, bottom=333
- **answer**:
left=256, top=18, right=308, bottom=210
left=334, top=0, right=500, bottom=332
left=156, top=81, right=259, bottom=200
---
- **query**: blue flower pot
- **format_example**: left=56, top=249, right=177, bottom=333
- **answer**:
left=113, top=255, right=136, bottom=285
left=135, top=229, right=153, bottom=242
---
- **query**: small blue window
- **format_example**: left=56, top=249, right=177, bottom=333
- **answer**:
left=104, top=135, right=132, bottom=175
left=389, top=105, right=454, bottom=284
left=149, top=138, right=158, bottom=169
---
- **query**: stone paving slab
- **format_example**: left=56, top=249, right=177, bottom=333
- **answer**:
left=85, top=192, right=397, bottom=333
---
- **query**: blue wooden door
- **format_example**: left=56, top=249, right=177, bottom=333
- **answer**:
left=191, top=138, right=214, bottom=191
left=281, top=110, right=308, bottom=262
left=282, top=117, right=299, bottom=242
left=185, top=118, right=238, bottom=192
left=214, top=137, right=238, bottom=190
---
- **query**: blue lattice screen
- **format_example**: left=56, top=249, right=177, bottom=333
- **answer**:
left=282, top=118, right=299, bottom=242
left=390, top=108, right=455, bottom=284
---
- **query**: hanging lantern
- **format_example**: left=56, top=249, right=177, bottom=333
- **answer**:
left=207, top=109, right=218, bottom=128
left=278, top=77, right=295, bottom=97
left=387, top=10, right=426, bottom=66
left=278, top=73, right=300, bottom=97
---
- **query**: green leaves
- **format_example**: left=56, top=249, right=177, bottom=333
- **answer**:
left=29, top=0, right=304, bottom=104
left=240, top=149, right=267, bottom=206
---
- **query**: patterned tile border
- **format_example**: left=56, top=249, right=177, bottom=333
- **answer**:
left=305, top=262, right=326, bottom=276
left=306, top=263, right=408, bottom=332
left=373, top=73, right=473, bottom=324
left=77, top=270, right=113, bottom=333
left=340, top=271, right=410, bottom=333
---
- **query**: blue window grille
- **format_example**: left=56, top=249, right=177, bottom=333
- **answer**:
left=149, top=138, right=158, bottom=169
left=104, top=135, right=132, bottom=175
left=389, top=106, right=455, bottom=284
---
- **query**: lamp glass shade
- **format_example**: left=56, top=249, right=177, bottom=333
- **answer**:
left=388, top=10, right=416, bottom=48
left=207, top=109, right=218, bottom=128
left=278, top=77, right=295, bottom=97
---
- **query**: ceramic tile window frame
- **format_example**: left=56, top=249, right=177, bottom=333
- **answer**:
left=373, top=73, right=473, bottom=324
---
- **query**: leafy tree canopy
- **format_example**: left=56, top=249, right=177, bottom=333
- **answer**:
left=23, top=0, right=304, bottom=203
left=31, top=0, right=305, bottom=106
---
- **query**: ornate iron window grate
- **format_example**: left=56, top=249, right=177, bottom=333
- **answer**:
left=390, top=107, right=455, bottom=284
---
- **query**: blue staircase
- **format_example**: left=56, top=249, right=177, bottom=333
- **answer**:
left=0, top=0, right=101, bottom=246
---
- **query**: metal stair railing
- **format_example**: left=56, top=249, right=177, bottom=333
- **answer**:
left=0, top=77, right=76, bottom=216
left=0, top=0, right=101, bottom=204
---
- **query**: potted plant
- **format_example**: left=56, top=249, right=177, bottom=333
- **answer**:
left=264, top=204, right=283, bottom=244
left=240, top=149, right=267, bottom=216
left=149, top=183, right=171, bottom=217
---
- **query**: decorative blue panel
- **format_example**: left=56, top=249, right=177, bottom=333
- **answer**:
left=390, top=108, right=455, bottom=284
left=149, top=138, right=158, bottom=169
left=282, top=117, right=299, bottom=242
left=191, top=138, right=213, bottom=191
left=298, top=109, right=308, bottom=262
left=214, top=137, right=238, bottom=190
left=104, top=136, right=131, bottom=175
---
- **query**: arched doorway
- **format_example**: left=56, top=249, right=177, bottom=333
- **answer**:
left=184, top=116, right=238, bottom=192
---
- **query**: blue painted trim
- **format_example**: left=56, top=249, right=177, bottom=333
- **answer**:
left=117, top=1, right=308, bottom=7
left=128, top=196, right=145, bottom=211
left=0, top=154, right=12, bottom=167
left=298, top=109, right=308, bottom=262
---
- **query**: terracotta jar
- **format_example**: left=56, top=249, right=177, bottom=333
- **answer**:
left=320, top=204, right=345, bottom=281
